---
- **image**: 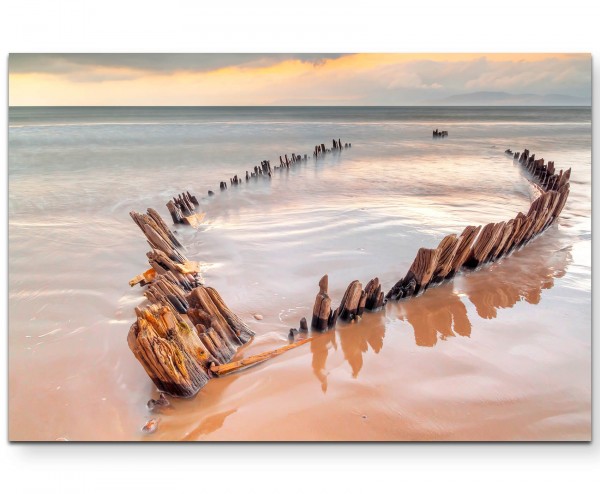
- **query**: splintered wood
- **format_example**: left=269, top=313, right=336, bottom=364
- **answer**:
left=210, top=337, right=314, bottom=376
left=311, top=276, right=385, bottom=331
left=128, top=304, right=212, bottom=397
left=128, top=286, right=254, bottom=397
left=166, top=191, right=202, bottom=227
left=129, top=209, right=200, bottom=288
left=128, top=206, right=255, bottom=397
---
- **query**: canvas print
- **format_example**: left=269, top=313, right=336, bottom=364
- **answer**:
left=8, top=53, right=591, bottom=441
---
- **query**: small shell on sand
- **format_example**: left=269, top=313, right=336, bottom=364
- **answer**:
left=253, top=314, right=263, bottom=320
left=142, top=418, right=159, bottom=434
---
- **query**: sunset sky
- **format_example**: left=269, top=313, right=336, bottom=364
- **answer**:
left=9, top=53, right=591, bottom=106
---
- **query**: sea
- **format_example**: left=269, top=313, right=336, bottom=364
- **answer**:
left=8, top=106, right=591, bottom=440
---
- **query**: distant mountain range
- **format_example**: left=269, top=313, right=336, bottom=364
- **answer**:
left=425, top=91, right=590, bottom=106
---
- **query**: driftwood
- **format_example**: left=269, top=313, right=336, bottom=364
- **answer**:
left=210, top=336, right=314, bottom=376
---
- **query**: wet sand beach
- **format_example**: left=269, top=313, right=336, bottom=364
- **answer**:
left=8, top=106, right=591, bottom=441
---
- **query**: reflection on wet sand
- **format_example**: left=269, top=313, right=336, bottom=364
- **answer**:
left=462, top=246, right=570, bottom=319
left=182, top=409, right=237, bottom=441
left=311, top=331, right=336, bottom=392
left=400, top=243, right=571, bottom=345
left=398, top=285, right=471, bottom=347
left=309, top=243, right=572, bottom=387
left=311, top=312, right=387, bottom=388
left=338, top=313, right=386, bottom=378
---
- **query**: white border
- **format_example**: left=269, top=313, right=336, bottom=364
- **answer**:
left=1, top=1, right=598, bottom=492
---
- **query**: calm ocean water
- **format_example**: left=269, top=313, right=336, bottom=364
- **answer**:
left=8, top=106, right=591, bottom=441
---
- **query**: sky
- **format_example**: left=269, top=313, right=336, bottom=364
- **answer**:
left=8, top=53, right=591, bottom=106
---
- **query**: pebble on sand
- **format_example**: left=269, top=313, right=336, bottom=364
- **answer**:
left=253, top=314, right=263, bottom=320
left=142, top=418, right=159, bottom=434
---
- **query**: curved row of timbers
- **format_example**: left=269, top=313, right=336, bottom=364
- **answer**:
left=127, top=145, right=571, bottom=398
left=164, top=139, right=351, bottom=227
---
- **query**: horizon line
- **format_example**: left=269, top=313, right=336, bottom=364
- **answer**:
left=8, top=104, right=592, bottom=108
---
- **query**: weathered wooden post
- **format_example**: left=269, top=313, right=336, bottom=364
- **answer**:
left=338, top=280, right=363, bottom=321
left=311, top=275, right=332, bottom=331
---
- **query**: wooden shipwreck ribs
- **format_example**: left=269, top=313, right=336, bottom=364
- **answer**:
left=127, top=143, right=570, bottom=399
left=128, top=207, right=255, bottom=397
left=127, top=140, right=350, bottom=398
left=222, top=139, right=347, bottom=192
left=385, top=147, right=570, bottom=302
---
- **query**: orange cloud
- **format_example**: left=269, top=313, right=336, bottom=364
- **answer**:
left=9, top=53, right=590, bottom=106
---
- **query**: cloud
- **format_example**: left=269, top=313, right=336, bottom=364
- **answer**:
left=461, top=56, right=590, bottom=95
left=8, top=53, right=591, bottom=105
left=9, top=53, right=345, bottom=80
left=426, top=91, right=589, bottom=106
